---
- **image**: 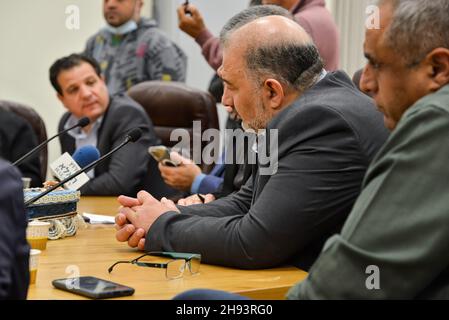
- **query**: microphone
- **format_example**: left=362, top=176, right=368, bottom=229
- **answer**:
left=72, top=145, right=101, bottom=168
left=25, top=128, right=142, bottom=206
left=50, top=145, right=101, bottom=190
left=13, top=117, right=90, bottom=167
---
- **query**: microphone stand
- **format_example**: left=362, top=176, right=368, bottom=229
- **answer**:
left=13, top=119, right=89, bottom=167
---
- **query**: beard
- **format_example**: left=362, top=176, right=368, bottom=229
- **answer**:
left=247, top=98, right=270, bottom=130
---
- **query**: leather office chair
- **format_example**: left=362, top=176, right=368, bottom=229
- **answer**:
left=128, top=81, right=220, bottom=199
left=128, top=81, right=220, bottom=170
left=0, top=100, right=48, bottom=181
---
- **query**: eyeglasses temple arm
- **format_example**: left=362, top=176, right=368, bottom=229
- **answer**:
left=108, top=260, right=132, bottom=273
left=135, top=262, right=168, bottom=269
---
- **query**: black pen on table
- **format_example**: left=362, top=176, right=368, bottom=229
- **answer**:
left=196, top=193, right=205, bottom=203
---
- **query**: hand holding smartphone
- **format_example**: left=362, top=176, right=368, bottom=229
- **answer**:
left=148, top=145, right=179, bottom=167
left=52, top=276, right=134, bottom=299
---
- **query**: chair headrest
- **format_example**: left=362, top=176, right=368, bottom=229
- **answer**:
left=0, top=100, right=48, bottom=180
left=128, top=81, right=217, bottom=128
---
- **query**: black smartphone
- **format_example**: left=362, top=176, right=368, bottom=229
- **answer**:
left=148, top=145, right=179, bottom=167
left=52, top=276, right=135, bottom=299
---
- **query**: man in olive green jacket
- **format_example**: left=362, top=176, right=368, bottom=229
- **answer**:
left=289, top=0, right=449, bottom=299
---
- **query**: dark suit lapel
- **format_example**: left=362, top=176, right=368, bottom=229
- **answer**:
left=251, top=160, right=259, bottom=205
left=59, top=113, right=76, bottom=154
left=94, top=100, right=113, bottom=176
left=61, top=130, right=76, bottom=154
left=96, top=100, right=112, bottom=152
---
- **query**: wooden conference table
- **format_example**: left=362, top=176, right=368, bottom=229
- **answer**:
left=27, top=196, right=307, bottom=300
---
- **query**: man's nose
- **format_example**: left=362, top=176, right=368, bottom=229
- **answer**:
left=79, top=85, right=92, bottom=99
left=221, top=88, right=233, bottom=110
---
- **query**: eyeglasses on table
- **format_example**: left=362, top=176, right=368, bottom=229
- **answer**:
left=108, top=251, right=201, bottom=279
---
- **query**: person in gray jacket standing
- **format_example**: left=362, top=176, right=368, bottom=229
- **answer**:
left=85, top=0, right=187, bottom=95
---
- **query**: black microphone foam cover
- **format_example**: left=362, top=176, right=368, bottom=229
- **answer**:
left=127, top=128, right=142, bottom=142
left=78, top=117, right=91, bottom=128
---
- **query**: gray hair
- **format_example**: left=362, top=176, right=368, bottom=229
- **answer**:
left=219, top=5, right=323, bottom=93
left=245, top=42, right=323, bottom=93
left=219, top=5, right=292, bottom=46
left=381, top=0, right=449, bottom=66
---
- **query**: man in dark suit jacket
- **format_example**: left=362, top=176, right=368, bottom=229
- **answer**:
left=0, top=159, right=30, bottom=299
left=50, top=54, right=159, bottom=196
left=0, top=109, right=42, bottom=187
left=113, top=12, right=389, bottom=270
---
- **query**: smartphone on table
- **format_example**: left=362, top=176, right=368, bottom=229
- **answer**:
left=148, top=145, right=179, bottom=167
left=52, top=276, right=135, bottom=299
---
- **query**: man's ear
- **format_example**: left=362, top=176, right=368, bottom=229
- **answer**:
left=427, top=48, right=449, bottom=90
left=262, top=79, right=284, bottom=111
left=57, top=93, right=69, bottom=110
left=57, top=93, right=63, bottom=103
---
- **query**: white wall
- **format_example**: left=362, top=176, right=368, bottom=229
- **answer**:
left=0, top=1, right=104, bottom=172
left=326, top=0, right=371, bottom=77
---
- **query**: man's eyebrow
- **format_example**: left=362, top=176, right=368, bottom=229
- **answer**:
left=364, top=52, right=375, bottom=63
left=217, top=67, right=234, bottom=86
left=220, top=75, right=232, bottom=86
left=66, top=84, right=77, bottom=91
